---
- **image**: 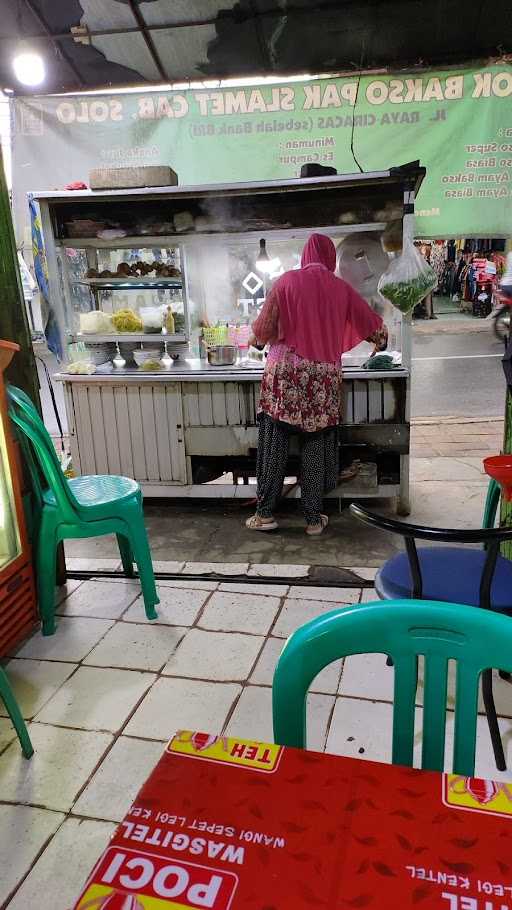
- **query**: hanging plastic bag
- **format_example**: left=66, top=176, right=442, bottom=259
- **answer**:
left=378, top=241, right=437, bottom=314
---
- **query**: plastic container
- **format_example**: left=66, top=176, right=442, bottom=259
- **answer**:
left=140, top=306, right=163, bottom=334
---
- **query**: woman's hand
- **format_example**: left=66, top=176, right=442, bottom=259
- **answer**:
left=371, top=325, right=389, bottom=353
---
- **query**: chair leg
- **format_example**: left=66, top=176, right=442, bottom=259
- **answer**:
left=482, top=669, right=506, bottom=772
left=117, top=534, right=135, bottom=578
left=129, top=521, right=159, bottom=621
left=0, top=668, right=33, bottom=758
left=36, top=512, right=58, bottom=636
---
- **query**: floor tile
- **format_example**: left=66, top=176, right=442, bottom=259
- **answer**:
left=73, top=736, right=164, bottom=822
left=150, top=560, right=185, bottom=573
left=125, top=678, right=241, bottom=740
left=326, top=697, right=393, bottom=764
left=36, top=666, right=155, bottom=732
left=0, top=716, right=16, bottom=751
left=183, top=562, right=249, bottom=575
left=219, top=582, right=289, bottom=597
left=288, top=586, right=360, bottom=603
left=64, top=557, right=121, bottom=571
left=198, top=591, right=280, bottom=635
left=162, top=629, right=264, bottom=681
left=339, top=653, right=395, bottom=702
left=84, top=623, right=187, bottom=672
left=250, top=636, right=343, bottom=694
left=345, top=567, right=378, bottom=581
left=57, top=579, right=141, bottom=619
left=15, top=617, right=114, bottom=663
left=0, top=805, right=65, bottom=906
left=55, top=579, right=82, bottom=606
left=359, top=587, right=379, bottom=603
left=248, top=563, right=309, bottom=578
left=226, top=685, right=334, bottom=750
left=157, top=580, right=218, bottom=591
left=0, top=723, right=112, bottom=811
left=273, top=598, right=351, bottom=638
left=124, top=586, right=209, bottom=626
left=0, top=659, right=76, bottom=719
left=7, top=817, right=115, bottom=910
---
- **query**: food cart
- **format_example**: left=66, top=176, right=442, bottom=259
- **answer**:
left=32, top=164, right=424, bottom=514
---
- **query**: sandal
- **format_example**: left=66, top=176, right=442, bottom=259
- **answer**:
left=246, top=514, right=279, bottom=531
left=306, top=514, right=329, bottom=536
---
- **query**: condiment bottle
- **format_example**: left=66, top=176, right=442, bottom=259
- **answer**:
left=165, top=306, right=175, bottom=334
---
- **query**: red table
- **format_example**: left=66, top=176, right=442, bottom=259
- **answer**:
left=72, top=731, right=512, bottom=909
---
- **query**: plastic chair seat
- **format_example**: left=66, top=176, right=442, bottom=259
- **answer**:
left=44, top=474, right=139, bottom=510
left=377, top=546, right=512, bottom=612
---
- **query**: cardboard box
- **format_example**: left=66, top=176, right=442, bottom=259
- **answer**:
left=72, top=731, right=512, bottom=908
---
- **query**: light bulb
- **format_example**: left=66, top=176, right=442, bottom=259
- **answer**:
left=13, top=52, right=45, bottom=87
left=256, top=238, right=273, bottom=273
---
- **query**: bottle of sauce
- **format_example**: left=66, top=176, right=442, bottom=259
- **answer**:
left=165, top=306, right=175, bottom=334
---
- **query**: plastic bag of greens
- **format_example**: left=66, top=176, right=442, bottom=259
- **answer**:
left=378, top=242, right=437, bottom=314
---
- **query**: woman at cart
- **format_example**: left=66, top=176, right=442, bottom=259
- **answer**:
left=247, top=232, right=387, bottom=536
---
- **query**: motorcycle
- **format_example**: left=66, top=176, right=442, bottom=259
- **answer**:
left=494, top=298, right=512, bottom=343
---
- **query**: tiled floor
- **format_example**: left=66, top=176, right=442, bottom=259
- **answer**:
left=1, top=561, right=512, bottom=909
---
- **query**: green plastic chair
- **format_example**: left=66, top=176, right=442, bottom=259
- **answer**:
left=7, top=385, right=159, bottom=636
left=1, top=666, right=33, bottom=757
left=273, top=599, right=512, bottom=777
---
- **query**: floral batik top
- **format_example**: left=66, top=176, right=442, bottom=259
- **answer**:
left=252, top=292, right=387, bottom=433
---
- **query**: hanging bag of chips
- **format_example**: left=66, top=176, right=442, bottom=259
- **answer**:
left=378, top=241, right=437, bottom=314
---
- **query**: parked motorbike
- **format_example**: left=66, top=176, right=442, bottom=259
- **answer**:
left=494, top=302, right=511, bottom=342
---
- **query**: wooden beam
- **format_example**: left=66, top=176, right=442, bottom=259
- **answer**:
left=126, top=0, right=169, bottom=83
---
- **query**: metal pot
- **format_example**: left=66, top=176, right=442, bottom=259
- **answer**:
left=207, top=345, right=237, bottom=366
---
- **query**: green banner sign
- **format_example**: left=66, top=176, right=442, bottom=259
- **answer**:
left=12, top=63, right=512, bottom=240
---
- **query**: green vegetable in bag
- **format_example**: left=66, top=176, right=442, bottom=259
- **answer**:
left=378, top=242, right=437, bottom=314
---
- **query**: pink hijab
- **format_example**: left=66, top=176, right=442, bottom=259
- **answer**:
left=274, top=233, right=382, bottom=363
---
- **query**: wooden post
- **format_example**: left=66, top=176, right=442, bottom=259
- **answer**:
left=0, top=145, right=40, bottom=407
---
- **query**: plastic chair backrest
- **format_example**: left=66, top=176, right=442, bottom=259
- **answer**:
left=7, top=385, right=80, bottom=523
left=7, top=388, right=46, bottom=516
left=482, top=477, right=500, bottom=530
left=272, top=599, right=512, bottom=777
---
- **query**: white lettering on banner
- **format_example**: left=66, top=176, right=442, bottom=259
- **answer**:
left=56, top=99, right=124, bottom=124
left=193, top=87, right=296, bottom=116
left=368, top=75, right=464, bottom=104
left=138, top=95, right=189, bottom=119
left=473, top=71, right=512, bottom=98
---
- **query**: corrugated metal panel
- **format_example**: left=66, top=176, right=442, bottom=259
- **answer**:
left=69, top=381, right=187, bottom=483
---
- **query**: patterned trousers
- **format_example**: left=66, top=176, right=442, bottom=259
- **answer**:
left=256, top=413, right=338, bottom=525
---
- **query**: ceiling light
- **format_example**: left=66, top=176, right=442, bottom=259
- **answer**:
left=13, top=51, right=45, bottom=87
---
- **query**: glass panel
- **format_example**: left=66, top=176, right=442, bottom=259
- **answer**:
left=61, top=245, right=186, bottom=335
left=185, top=231, right=402, bottom=360
left=0, top=413, right=21, bottom=571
